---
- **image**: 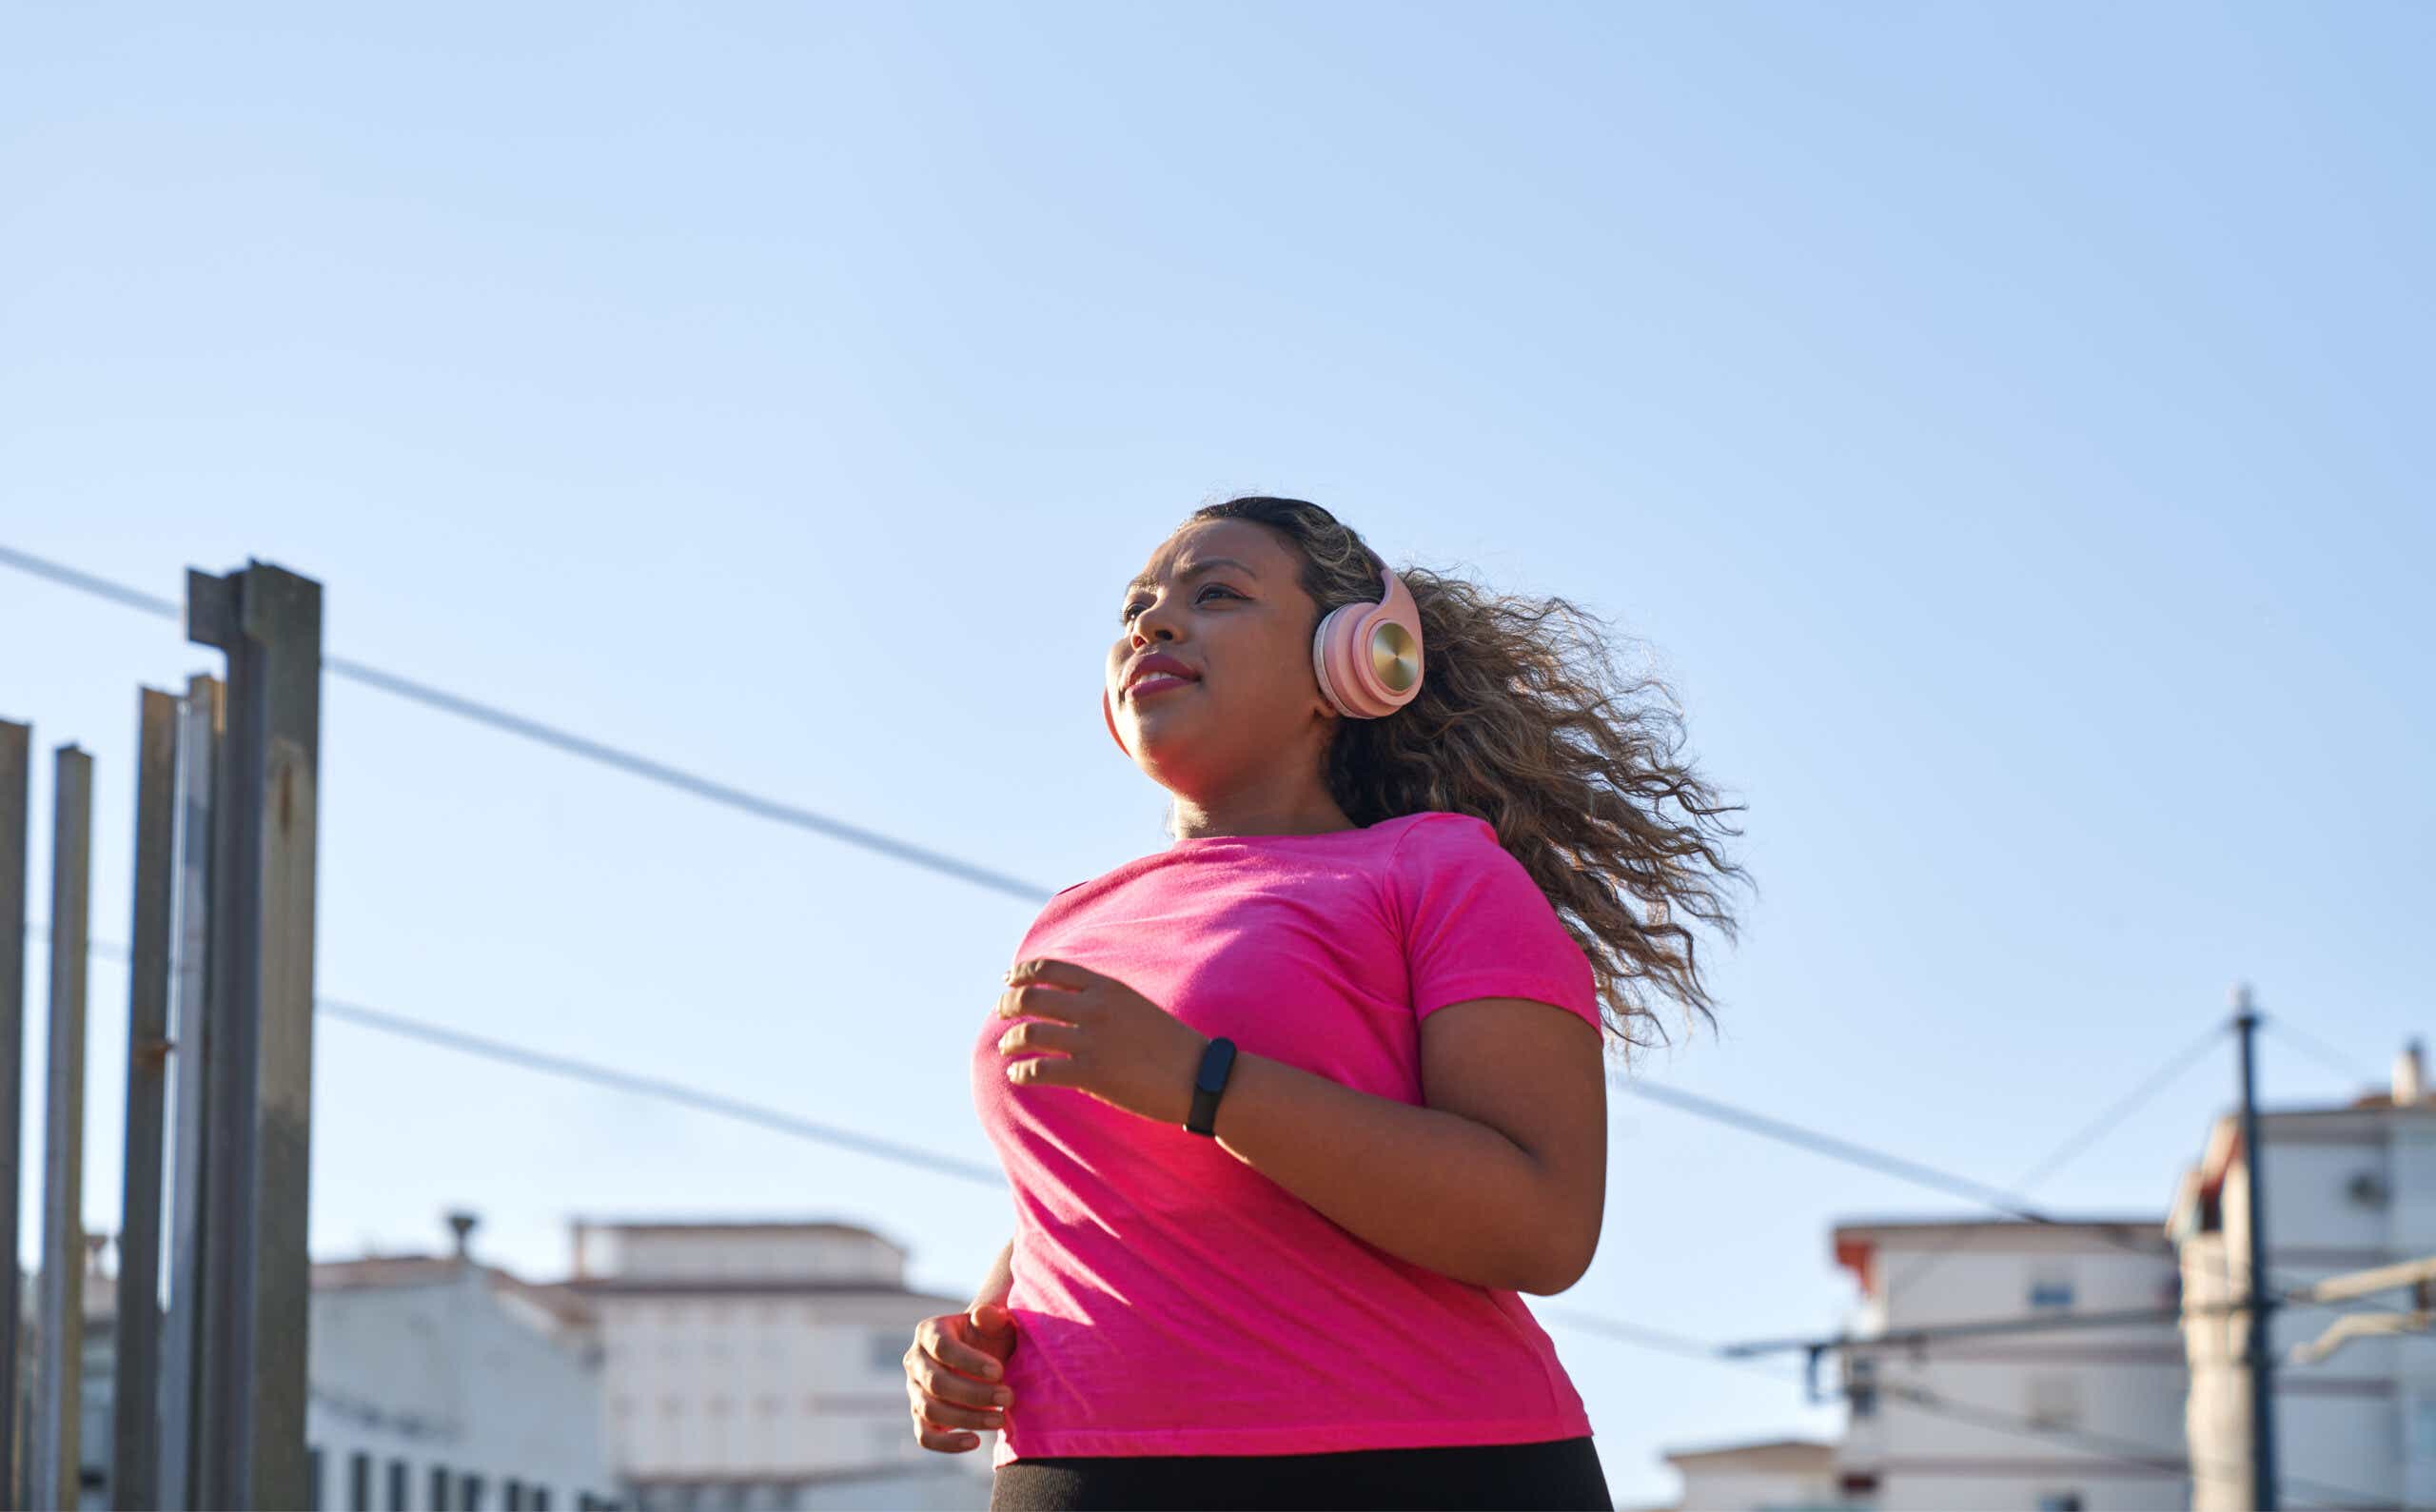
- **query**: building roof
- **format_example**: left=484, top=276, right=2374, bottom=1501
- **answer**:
left=1832, top=1217, right=2171, bottom=1296
left=1661, top=1437, right=1835, bottom=1472
left=313, top=1255, right=597, bottom=1329
left=566, top=1277, right=954, bottom=1302
left=569, top=1217, right=901, bottom=1240
left=2167, top=1097, right=2436, bottom=1237
left=1832, top=1214, right=2165, bottom=1236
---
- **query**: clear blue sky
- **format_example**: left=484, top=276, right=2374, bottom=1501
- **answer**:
left=5, top=4, right=2428, bottom=1502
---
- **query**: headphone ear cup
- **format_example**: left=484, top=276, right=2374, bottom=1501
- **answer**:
left=1103, top=686, right=1130, bottom=756
left=1311, top=603, right=1356, bottom=717
left=1313, top=572, right=1424, bottom=720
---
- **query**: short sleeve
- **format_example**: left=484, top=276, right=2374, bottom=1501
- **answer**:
left=1387, top=813, right=1601, bottom=1031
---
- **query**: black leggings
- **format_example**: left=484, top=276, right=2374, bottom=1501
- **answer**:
left=990, top=1434, right=1611, bottom=1511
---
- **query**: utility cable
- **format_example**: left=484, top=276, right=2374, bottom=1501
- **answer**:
left=1876, top=1022, right=2230, bottom=1302
left=65, top=934, right=1007, bottom=1189
left=1882, top=1382, right=2389, bottom=1510
left=2260, top=1015, right=2382, bottom=1093
left=1532, top=1307, right=1803, bottom=1384
left=45, top=933, right=2409, bottom=1397
left=317, top=992, right=1012, bottom=1189
left=0, top=541, right=1059, bottom=903
left=1617, top=1079, right=2148, bottom=1242
left=52, top=937, right=1810, bottom=1385
left=1624, top=1043, right=2411, bottom=1317
left=31, top=914, right=2339, bottom=1306
left=0, top=543, right=2346, bottom=1275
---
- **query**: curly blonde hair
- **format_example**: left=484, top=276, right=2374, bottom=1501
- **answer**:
left=1184, top=496, right=1750, bottom=1053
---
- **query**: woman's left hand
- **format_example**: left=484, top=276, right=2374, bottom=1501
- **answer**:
left=995, top=959, right=1211, bottom=1126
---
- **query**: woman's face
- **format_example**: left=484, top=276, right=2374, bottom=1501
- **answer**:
left=1107, top=519, right=1330, bottom=790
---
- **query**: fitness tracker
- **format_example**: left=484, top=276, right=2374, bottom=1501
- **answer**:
left=1185, top=1036, right=1237, bottom=1137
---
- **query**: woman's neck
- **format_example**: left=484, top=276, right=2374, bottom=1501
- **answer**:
left=1168, top=784, right=1356, bottom=842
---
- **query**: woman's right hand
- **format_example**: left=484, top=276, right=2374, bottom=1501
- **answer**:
left=906, top=1300, right=1019, bottom=1452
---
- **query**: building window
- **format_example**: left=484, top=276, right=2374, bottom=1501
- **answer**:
left=387, top=1460, right=408, bottom=1512
left=870, top=1329, right=905, bottom=1374
left=2036, top=1495, right=2085, bottom=1512
left=1846, top=1356, right=1878, bottom=1419
left=429, top=1467, right=452, bottom=1512
left=504, top=1480, right=524, bottom=1510
left=2028, top=1267, right=2075, bottom=1309
left=461, top=1472, right=487, bottom=1511
left=2027, top=1374, right=2081, bottom=1431
left=309, top=1448, right=325, bottom=1512
left=349, top=1452, right=372, bottom=1512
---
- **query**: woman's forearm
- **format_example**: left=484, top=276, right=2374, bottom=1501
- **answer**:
left=970, top=1237, right=1014, bottom=1309
left=1208, top=1050, right=1579, bottom=1294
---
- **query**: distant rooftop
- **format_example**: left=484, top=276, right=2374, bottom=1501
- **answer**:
left=1661, top=1437, right=1835, bottom=1471
left=1832, top=1214, right=2165, bottom=1236
left=570, top=1217, right=903, bottom=1244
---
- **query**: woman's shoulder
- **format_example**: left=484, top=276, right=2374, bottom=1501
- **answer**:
left=1373, top=808, right=1503, bottom=859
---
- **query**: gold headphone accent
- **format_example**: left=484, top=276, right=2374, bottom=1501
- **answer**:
left=1369, top=621, right=1421, bottom=694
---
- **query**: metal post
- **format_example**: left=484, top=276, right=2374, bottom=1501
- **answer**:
left=189, top=642, right=246, bottom=1510
left=2235, top=986, right=2278, bottom=1511
left=157, top=678, right=218, bottom=1512
left=34, top=746, right=93, bottom=1512
left=112, top=692, right=179, bottom=1509
left=187, top=564, right=322, bottom=1512
left=0, top=720, right=29, bottom=1512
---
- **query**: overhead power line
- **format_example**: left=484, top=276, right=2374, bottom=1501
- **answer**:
left=0, top=541, right=1058, bottom=903
left=1878, top=1022, right=2230, bottom=1301
left=1533, top=1306, right=1803, bottom=1384
left=2261, top=1015, right=2381, bottom=1092
left=48, top=933, right=1811, bottom=1384
left=318, top=992, right=1011, bottom=1188
left=29, top=917, right=2285, bottom=1296
left=45, top=929, right=2417, bottom=1425
left=1881, top=1383, right=2389, bottom=1510
left=62, top=934, right=1006, bottom=1189
left=1616, top=1080, right=2066, bottom=1225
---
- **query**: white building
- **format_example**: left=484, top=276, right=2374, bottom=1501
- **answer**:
left=2169, top=1042, right=2436, bottom=1511
left=1830, top=1218, right=2187, bottom=1512
left=569, top=1218, right=990, bottom=1512
left=309, top=1245, right=619, bottom=1510
left=1652, top=1437, right=1848, bottom=1512
left=75, top=1214, right=619, bottom=1510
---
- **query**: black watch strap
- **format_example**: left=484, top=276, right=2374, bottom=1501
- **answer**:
left=1185, top=1036, right=1237, bottom=1137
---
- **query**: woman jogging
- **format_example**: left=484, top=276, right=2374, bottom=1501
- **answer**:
left=903, top=497, right=1746, bottom=1511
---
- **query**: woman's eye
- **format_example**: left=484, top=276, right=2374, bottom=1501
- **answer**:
left=1120, top=585, right=1240, bottom=622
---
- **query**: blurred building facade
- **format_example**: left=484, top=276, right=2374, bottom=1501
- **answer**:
left=1830, top=1218, right=2186, bottom=1512
left=2169, top=1043, right=2436, bottom=1511
left=74, top=1216, right=619, bottom=1510
left=53, top=1212, right=991, bottom=1511
left=1648, top=1437, right=1848, bottom=1512
left=568, top=1218, right=989, bottom=1512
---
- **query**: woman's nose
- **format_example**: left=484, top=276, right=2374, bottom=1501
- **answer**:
left=1130, top=596, right=1183, bottom=645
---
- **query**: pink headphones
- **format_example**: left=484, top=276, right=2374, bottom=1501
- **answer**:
left=1103, top=566, right=1425, bottom=756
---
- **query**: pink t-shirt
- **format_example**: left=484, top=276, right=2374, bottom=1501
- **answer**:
left=970, top=810, right=1601, bottom=1463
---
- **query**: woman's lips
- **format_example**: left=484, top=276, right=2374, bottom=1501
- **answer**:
left=1130, top=675, right=1197, bottom=700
